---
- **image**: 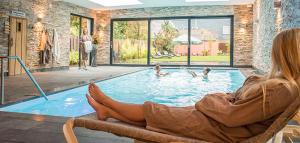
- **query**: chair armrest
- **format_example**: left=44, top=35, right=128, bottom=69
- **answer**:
left=63, top=118, right=78, bottom=143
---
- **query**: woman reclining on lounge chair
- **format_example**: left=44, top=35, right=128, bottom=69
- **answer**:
left=86, top=28, right=300, bottom=143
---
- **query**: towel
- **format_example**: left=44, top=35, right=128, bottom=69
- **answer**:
left=84, top=41, right=93, bottom=53
left=39, top=30, right=47, bottom=51
left=52, top=29, right=61, bottom=63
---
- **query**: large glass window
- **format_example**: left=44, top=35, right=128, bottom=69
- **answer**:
left=190, top=18, right=231, bottom=65
left=112, top=20, right=148, bottom=64
left=111, top=17, right=232, bottom=66
left=150, top=19, right=188, bottom=65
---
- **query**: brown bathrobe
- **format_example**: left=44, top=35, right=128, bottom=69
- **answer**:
left=143, top=76, right=297, bottom=143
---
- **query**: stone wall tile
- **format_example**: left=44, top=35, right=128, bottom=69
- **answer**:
left=252, top=0, right=300, bottom=73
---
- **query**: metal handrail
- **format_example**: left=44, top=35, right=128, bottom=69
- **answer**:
left=0, top=56, right=48, bottom=104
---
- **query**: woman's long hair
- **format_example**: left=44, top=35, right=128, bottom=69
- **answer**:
left=240, top=28, right=300, bottom=118
left=269, top=28, right=300, bottom=88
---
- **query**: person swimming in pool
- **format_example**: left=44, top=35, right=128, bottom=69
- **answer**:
left=154, top=64, right=169, bottom=76
left=188, top=67, right=211, bottom=78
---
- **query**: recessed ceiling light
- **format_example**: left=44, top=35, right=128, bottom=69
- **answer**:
left=89, top=0, right=142, bottom=7
left=186, top=0, right=229, bottom=2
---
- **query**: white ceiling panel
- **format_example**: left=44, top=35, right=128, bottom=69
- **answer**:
left=61, top=0, right=255, bottom=10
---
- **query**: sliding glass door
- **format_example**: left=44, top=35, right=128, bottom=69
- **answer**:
left=70, top=14, right=93, bottom=67
left=112, top=20, right=148, bottom=64
left=190, top=18, right=231, bottom=65
left=111, top=16, right=233, bottom=66
left=150, top=19, right=188, bottom=65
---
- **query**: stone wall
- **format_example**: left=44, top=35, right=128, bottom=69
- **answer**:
left=94, top=11, right=111, bottom=65
left=0, top=1, right=255, bottom=71
left=233, top=5, right=253, bottom=66
left=281, top=0, right=300, bottom=30
left=252, top=0, right=300, bottom=73
left=0, top=0, right=96, bottom=71
left=95, top=5, right=254, bottom=66
left=0, top=11, right=9, bottom=71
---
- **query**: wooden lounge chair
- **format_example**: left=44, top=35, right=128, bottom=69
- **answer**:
left=63, top=95, right=300, bottom=143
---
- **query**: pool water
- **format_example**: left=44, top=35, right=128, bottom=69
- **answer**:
left=0, top=69, right=245, bottom=117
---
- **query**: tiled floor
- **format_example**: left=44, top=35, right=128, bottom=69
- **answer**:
left=0, top=66, right=255, bottom=143
left=4, top=66, right=146, bottom=103
left=0, top=112, right=133, bottom=143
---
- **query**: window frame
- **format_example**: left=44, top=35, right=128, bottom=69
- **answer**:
left=110, top=15, right=234, bottom=67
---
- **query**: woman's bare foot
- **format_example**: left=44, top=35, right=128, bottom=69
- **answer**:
left=88, top=83, right=111, bottom=106
left=86, top=94, right=109, bottom=120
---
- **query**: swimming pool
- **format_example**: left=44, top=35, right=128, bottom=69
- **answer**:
left=0, top=68, right=245, bottom=117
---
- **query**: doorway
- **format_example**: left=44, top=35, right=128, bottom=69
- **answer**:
left=8, top=17, right=27, bottom=76
left=69, top=14, right=94, bottom=68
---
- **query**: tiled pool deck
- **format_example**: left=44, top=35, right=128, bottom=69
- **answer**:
left=4, top=66, right=146, bottom=103
left=0, top=66, right=256, bottom=143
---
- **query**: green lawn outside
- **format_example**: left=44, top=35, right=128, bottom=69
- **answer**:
left=117, top=56, right=230, bottom=64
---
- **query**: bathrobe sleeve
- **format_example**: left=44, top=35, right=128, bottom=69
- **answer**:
left=195, top=82, right=296, bottom=127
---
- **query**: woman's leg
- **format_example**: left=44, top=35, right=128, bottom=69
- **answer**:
left=86, top=95, right=146, bottom=126
left=88, top=83, right=145, bottom=122
left=83, top=59, right=87, bottom=69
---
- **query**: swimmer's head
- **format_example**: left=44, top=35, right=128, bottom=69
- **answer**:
left=203, top=67, right=211, bottom=75
left=155, top=64, right=161, bottom=72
